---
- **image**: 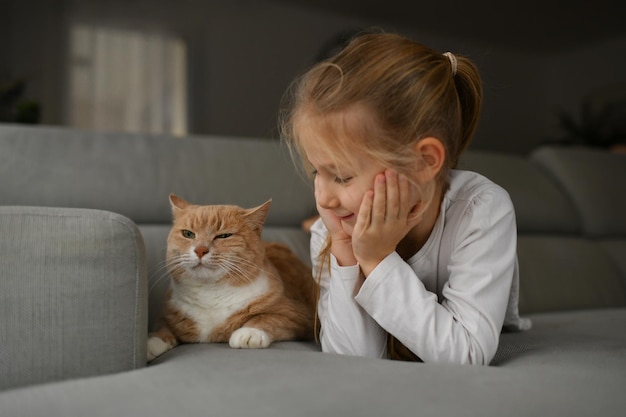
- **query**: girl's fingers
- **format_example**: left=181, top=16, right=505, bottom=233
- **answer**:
left=356, top=190, right=374, bottom=229
left=385, top=170, right=400, bottom=220
left=372, top=173, right=386, bottom=225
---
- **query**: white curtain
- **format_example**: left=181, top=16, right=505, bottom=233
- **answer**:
left=68, top=24, right=187, bottom=136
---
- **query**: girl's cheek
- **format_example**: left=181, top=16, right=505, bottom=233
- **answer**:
left=409, top=182, right=421, bottom=205
left=313, top=176, right=322, bottom=196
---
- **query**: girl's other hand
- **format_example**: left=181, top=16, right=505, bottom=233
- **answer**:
left=352, top=170, right=420, bottom=276
left=301, top=215, right=320, bottom=234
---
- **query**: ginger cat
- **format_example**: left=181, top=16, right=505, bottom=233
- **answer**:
left=147, top=194, right=316, bottom=361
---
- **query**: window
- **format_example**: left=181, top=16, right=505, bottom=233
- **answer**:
left=68, top=24, right=187, bottom=136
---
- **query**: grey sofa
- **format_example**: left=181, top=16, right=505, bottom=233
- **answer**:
left=1, top=123, right=625, bottom=417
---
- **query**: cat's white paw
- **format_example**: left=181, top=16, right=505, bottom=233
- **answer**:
left=147, top=336, right=173, bottom=362
left=229, top=327, right=271, bottom=349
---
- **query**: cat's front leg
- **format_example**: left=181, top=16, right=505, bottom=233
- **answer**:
left=229, top=327, right=272, bottom=349
left=147, top=326, right=179, bottom=362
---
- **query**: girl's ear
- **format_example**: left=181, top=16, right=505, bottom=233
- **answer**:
left=413, top=137, right=446, bottom=182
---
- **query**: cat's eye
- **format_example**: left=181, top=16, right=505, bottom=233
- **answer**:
left=181, top=230, right=196, bottom=239
left=215, top=233, right=232, bottom=239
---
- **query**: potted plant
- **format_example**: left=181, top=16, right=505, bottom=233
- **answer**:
left=0, top=79, right=41, bottom=124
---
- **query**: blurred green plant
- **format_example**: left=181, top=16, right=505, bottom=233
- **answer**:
left=0, top=79, right=41, bottom=124
left=549, top=98, right=626, bottom=149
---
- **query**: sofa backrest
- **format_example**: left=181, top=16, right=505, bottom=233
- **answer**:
left=2, top=123, right=625, bottom=318
left=530, top=146, right=626, bottom=238
left=460, top=147, right=626, bottom=314
left=458, top=151, right=580, bottom=235
left=0, top=123, right=316, bottom=227
left=529, top=147, right=626, bottom=311
left=0, top=123, right=317, bottom=329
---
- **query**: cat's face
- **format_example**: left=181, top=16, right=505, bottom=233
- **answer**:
left=166, top=194, right=271, bottom=284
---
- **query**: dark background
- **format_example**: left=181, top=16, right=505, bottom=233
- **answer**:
left=2, top=0, right=625, bottom=153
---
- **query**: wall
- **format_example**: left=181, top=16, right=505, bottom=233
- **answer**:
left=1, top=0, right=67, bottom=125
left=2, top=0, right=624, bottom=154
left=196, top=2, right=362, bottom=138
left=543, top=34, right=626, bottom=141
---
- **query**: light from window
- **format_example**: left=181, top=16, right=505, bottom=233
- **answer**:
left=68, top=24, right=187, bottom=136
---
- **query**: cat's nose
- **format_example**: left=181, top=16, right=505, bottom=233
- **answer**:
left=194, top=246, right=209, bottom=259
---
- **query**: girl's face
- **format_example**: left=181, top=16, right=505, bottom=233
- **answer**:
left=300, top=134, right=387, bottom=236
left=301, top=118, right=386, bottom=235
left=295, top=105, right=428, bottom=237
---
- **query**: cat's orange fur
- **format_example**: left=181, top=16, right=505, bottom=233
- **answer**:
left=147, top=194, right=316, bottom=361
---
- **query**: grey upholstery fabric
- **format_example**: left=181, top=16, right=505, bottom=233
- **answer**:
left=1, top=310, right=624, bottom=417
left=517, top=236, right=626, bottom=313
left=600, top=240, right=626, bottom=280
left=461, top=148, right=626, bottom=314
left=458, top=151, right=580, bottom=234
left=531, top=147, right=626, bottom=237
left=0, top=124, right=316, bottom=227
left=0, top=207, right=148, bottom=390
left=493, top=308, right=626, bottom=368
left=136, top=225, right=171, bottom=331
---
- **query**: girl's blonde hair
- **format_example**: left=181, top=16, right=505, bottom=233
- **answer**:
left=280, top=31, right=483, bottom=361
left=281, top=30, right=483, bottom=184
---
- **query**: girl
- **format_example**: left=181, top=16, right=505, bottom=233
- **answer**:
left=281, top=32, right=530, bottom=365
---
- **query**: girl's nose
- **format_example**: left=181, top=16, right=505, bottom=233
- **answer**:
left=315, top=183, right=339, bottom=209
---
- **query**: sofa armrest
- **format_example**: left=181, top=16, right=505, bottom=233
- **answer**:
left=0, top=207, right=148, bottom=391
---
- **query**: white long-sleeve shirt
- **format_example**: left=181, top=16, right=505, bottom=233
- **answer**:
left=311, top=170, right=531, bottom=365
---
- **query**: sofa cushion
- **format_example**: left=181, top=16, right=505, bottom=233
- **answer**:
left=600, top=240, right=626, bottom=282
left=530, top=146, right=626, bottom=237
left=459, top=150, right=580, bottom=234
left=517, top=236, right=626, bottom=313
left=0, top=207, right=148, bottom=390
left=1, top=309, right=625, bottom=417
left=494, top=308, right=626, bottom=366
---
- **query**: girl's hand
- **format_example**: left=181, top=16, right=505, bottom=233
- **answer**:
left=315, top=202, right=358, bottom=267
left=352, top=170, right=420, bottom=276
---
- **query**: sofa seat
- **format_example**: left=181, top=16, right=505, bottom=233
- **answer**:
left=1, top=308, right=624, bottom=417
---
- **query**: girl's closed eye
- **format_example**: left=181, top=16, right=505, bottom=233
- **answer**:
left=311, top=168, right=352, bottom=185
left=334, top=176, right=353, bottom=185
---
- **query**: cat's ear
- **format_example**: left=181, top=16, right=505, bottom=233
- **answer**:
left=244, top=199, right=272, bottom=230
left=169, top=193, right=191, bottom=217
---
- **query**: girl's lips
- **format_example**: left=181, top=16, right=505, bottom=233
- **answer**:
left=339, top=214, right=355, bottom=222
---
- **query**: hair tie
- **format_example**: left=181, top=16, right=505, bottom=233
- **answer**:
left=443, top=52, right=457, bottom=76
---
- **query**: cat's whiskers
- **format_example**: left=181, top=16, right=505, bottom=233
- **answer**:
left=212, top=256, right=252, bottom=282
left=156, top=255, right=192, bottom=283
left=150, top=250, right=279, bottom=291
left=149, top=255, right=185, bottom=292
left=149, top=269, right=173, bottom=293
left=212, top=254, right=261, bottom=284
left=228, top=254, right=279, bottom=280
left=213, top=253, right=280, bottom=285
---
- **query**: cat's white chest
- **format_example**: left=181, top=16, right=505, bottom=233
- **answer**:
left=170, top=273, right=270, bottom=342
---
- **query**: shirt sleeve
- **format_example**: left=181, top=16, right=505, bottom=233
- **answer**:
left=354, top=186, right=517, bottom=365
left=310, top=219, right=387, bottom=358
